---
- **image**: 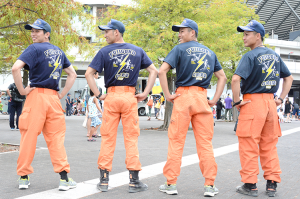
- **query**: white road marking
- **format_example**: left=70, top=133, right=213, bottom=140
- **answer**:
left=16, top=127, right=300, bottom=199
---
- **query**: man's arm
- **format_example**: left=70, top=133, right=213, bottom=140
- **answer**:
left=6, top=89, right=11, bottom=98
left=135, top=64, right=158, bottom=102
left=208, top=69, right=227, bottom=107
left=158, top=62, right=180, bottom=103
left=85, top=67, right=107, bottom=100
left=12, top=60, right=35, bottom=95
left=276, top=75, right=293, bottom=106
left=231, top=74, right=251, bottom=110
left=58, top=65, right=77, bottom=99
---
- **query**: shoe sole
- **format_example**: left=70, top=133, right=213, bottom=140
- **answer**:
left=97, top=184, right=108, bottom=192
left=236, top=189, right=258, bottom=197
left=58, top=185, right=77, bottom=191
left=19, top=183, right=30, bottom=189
left=204, top=191, right=218, bottom=197
left=128, top=186, right=148, bottom=193
left=266, top=190, right=276, bottom=197
left=159, top=189, right=178, bottom=195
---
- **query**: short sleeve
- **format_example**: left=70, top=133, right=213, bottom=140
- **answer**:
left=62, top=52, right=71, bottom=69
left=140, top=49, right=153, bottom=69
left=8, top=83, right=13, bottom=90
left=89, top=50, right=105, bottom=73
left=17, top=45, right=38, bottom=70
left=163, top=46, right=180, bottom=69
left=234, top=53, right=253, bottom=80
left=214, top=54, right=222, bottom=72
left=279, top=58, right=291, bottom=78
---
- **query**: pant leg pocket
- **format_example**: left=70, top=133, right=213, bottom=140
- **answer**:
left=236, top=114, right=254, bottom=137
left=130, top=116, right=140, bottom=136
left=19, top=107, right=31, bottom=131
left=168, top=115, right=178, bottom=140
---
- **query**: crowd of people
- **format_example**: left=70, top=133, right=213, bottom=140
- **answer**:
left=3, top=16, right=296, bottom=198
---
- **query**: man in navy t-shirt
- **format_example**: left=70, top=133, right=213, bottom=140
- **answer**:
left=11, top=19, right=77, bottom=191
left=85, top=19, right=158, bottom=193
left=231, top=20, right=293, bottom=197
left=158, top=18, right=227, bottom=197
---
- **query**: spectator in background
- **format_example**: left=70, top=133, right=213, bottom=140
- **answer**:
left=146, top=92, right=153, bottom=121
left=284, top=97, right=292, bottom=123
left=77, top=100, right=82, bottom=115
left=7, top=83, right=26, bottom=130
left=0, top=100, right=3, bottom=114
left=158, top=92, right=165, bottom=120
left=292, top=101, right=299, bottom=121
left=224, top=94, right=233, bottom=121
left=216, top=98, right=223, bottom=120
left=65, top=93, right=71, bottom=116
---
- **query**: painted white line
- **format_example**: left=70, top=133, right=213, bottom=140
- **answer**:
left=16, top=127, right=300, bottom=199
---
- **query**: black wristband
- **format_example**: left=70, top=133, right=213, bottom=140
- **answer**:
left=96, top=93, right=101, bottom=99
left=278, top=97, right=283, bottom=103
left=233, top=100, right=242, bottom=107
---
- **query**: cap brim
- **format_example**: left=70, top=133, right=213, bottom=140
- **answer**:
left=24, top=24, right=43, bottom=30
left=98, top=25, right=114, bottom=31
left=237, top=26, right=254, bottom=32
left=172, top=25, right=189, bottom=32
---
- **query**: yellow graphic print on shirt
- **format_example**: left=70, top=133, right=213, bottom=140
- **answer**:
left=258, top=54, right=280, bottom=89
left=44, top=49, right=63, bottom=80
left=108, top=49, right=136, bottom=80
left=186, top=47, right=211, bottom=81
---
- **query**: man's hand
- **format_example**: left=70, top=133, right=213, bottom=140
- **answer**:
left=20, top=86, right=35, bottom=96
left=235, top=100, right=251, bottom=111
left=135, top=93, right=147, bottom=102
left=275, top=99, right=282, bottom=106
left=208, top=99, right=217, bottom=107
left=99, top=94, right=107, bottom=101
left=166, top=93, right=180, bottom=103
left=57, top=93, right=63, bottom=99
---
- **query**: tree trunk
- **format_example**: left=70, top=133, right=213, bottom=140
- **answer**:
left=22, top=69, right=29, bottom=86
left=159, top=74, right=176, bottom=131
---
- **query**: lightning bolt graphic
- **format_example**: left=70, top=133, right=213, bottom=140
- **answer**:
left=264, top=60, right=275, bottom=81
left=49, top=55, right=61, bottom=77
left=194, top=54, right=207, bottom=73
left=115, top=54, right=130, bottom=79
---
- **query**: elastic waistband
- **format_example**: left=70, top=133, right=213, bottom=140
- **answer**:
left=176, top=86, right=205, bottom=92
left=37, top=88, right=57, bottom=95
left=243, top=93, right=273, bottom=100
left=108, top=86, right=135, bottom=93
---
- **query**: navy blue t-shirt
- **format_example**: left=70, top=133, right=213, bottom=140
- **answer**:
left=89, top=43, right=153, bottom=88
left=164, top=41, right=222, bottom=88
left=235, top=47, right=291, bottom=94
left=18, top=43, right=71, bottom=91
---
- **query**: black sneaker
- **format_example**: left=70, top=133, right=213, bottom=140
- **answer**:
left=266, top=180, right=277, bottom=197
left=236, top=183, right=258, bottom=197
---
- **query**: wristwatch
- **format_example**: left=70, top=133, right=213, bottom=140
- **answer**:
left=96, top=93, right=101, bottom=99
left=278, top=97, right=283, bottom=103
left=233, top=100, right=242, bottom=107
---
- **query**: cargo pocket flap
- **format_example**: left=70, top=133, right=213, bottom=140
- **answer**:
left=22, top=107, right=31, bottom=113
left=236, top=115, right=254, bottom=137
left=238, top=114, right=254, bottom=120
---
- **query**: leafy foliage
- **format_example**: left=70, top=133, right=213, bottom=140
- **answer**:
left=0, top=0, right=96, bottom=84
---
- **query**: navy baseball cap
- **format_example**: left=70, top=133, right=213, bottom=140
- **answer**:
left=25, top=19, right=51, bottom=33
left=99, top=19, right=125, bottom=34
left=237, top=20, right=265, bottom=37
left=172, top=18, right=198, bottom=35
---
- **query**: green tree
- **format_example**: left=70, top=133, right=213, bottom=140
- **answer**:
left=0, top=0, right=96, bottom=85
left=100, top=0, right=261, bottom=129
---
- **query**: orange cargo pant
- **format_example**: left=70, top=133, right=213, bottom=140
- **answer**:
left=163, top=86, right=217, bottom=185
left=97, top=86, right=142, bottom=171
left=17, top=88, right=70, bottom=176
left=236, top=93, right=281, bottom=183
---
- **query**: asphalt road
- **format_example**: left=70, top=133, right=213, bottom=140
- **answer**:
left=0, top=114, right=299, bottom=199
